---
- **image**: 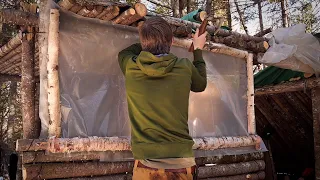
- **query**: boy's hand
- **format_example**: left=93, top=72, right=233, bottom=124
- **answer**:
left=193, top=28, right=207, bottom=50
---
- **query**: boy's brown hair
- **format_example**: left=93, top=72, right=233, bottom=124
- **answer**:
left=138, top=17, right=173, bottom=55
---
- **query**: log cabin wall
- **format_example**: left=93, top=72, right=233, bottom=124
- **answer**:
left=255, top=78, right=318, bottom=179
left=0, top=1, right=273, bottom=179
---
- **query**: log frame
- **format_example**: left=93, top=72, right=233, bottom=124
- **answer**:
left=247, top=53, right=255, bottom=134
left=47, top=9, right=62, bottom=137
left=16, top=135, right=261, bottom=153
left=255, top=77, right=320, bottom=96
left=21, top=34, right=38, bottom=139
left=0, top=9, right=39, bottom=26
left=312, top=87, right=320, bottom=179
left=21, top=160, right=265, bottom=180
left=0, top=74, right=21, bottom=82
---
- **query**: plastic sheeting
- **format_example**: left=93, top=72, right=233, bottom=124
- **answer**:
left=259, top=24, right=320, bottom=74
left=40, top=2, right=249, bottom=140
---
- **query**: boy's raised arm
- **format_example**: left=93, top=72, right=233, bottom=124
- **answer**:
left=118, top=43, right=142, bottom=74
left=190, top=29, right=208, bottom=92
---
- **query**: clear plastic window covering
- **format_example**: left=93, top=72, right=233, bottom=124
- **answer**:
left=40, top=1, right=249, bottom=140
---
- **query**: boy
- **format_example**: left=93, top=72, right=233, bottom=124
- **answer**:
left=118, top=17, right=207, bottom=180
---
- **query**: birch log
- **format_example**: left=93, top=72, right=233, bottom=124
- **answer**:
left=198, top=160, right=265, bottom=178
left=101, top=6, right=120, bottom=21
left=70, top=4, right=83, bottom=13
left=112, top=8, right=135, bottom=24
left=77, top=5, right=94, bottom=16
left=16, top=135, right=261, bottom=153
left=0, top=9, right=39, bottom=26
left=58, top=0, right=76, bottom=10
left=173, top=38, right=248, bottom=59
left=120, top=3, right=147, bottom=25
left=247, top=53, right=256, bottom=134
left=86, top=6, right=104, bottom=18
left=47, top=9, right=62, bottom=137
left=0, top=33, right=22, bottom=58
left=21, top=35, right=38, bottom=139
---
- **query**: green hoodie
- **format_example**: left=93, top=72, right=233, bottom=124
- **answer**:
left=118, top=43, right=207, bottom=160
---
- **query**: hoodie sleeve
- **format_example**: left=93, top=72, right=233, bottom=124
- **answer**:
left=118, top=43, right=142, bottom=75
left=191, top=49, right=207, bottom=92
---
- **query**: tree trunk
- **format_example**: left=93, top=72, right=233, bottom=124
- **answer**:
left=247, top=53, right=256, bottom=135
left=186, top=0, right=191, bottom=13
left=198, top=160, right=265, bottom=178
left=313, top=87, right=320, bottom=179
left=21, top=35, right=37, bottom=139
left=205, top=0, right=212, bottom=17
left=280, top=0, right=288, bottom=27
left=171, top=0, right=179, bottom=17
left=179, top=0, right=185, bottom=17
left=0, top=9, right=38, bottom=26
left=226, top=0, right=232, bottom=30
left=234, top=0, right=248, bottom=35
left=257, top=0, right=263, bottom=32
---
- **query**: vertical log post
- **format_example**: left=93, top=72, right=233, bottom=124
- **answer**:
left=47, top=9, right=61, bottom=137
left=21, top=34, right=38, bottom=139
left=312, top=87, right=320, bottom=180
left=247, top=53, right=256, bottom=134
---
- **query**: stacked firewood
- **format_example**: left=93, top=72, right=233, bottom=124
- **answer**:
left=58, top=0, right=269, bottom=53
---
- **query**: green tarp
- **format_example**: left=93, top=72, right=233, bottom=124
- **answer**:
left=254, top=66, right=305, bottom=87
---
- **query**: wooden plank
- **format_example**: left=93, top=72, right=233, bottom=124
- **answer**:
left=22, top=161, right=134, bottom=180
left=16, top=135, right=262, bottom=152
left=255, top=78, right=320, bottom=96
left=312, top=87, right=320, bottom=180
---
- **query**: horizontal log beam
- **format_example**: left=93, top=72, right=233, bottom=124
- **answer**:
left=0, top=74, right=21, bottom=81
left=146, top=12, right=268, bottom=42
left=22, top=160, right=265, bottom=179
left=198, top=160, right=265, bottom=178
left=60, top=174, right=133, bottom=180
left=173, top=38, right=248, bottom=59
left=16, top=135, right=262, bottom=153
left=0, top=9, right=38, bottom=26
left=22, top=161, right=134, bottom=180
left=206, top=171, right=265, bottom=180
left=22, top=150, right=264, bottom=165
left=0, top=33, right=22, bottom=58
left=255, top=77, right=320, bottom=96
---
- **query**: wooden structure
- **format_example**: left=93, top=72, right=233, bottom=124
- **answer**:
left=0, top=0, right=279, bottom=179
left=255, top=77, right=320, bottom=179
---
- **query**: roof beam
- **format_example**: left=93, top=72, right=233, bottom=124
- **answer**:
left=255, top=77, right=320, bottom=96
left=0, top=73, right=21, bottom=82
left=0, top=9, right=38, bottom=26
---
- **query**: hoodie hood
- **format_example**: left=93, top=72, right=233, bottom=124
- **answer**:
left=136, top=51, right=177, bottom=77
